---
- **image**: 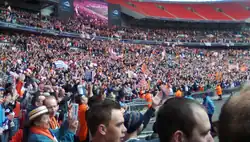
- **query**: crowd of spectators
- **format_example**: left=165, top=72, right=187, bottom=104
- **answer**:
left=0, top=31, right=248, bottom=140
left=0, top=33, right=248, bottom=95
left=0, top=5, right=250, bottom=43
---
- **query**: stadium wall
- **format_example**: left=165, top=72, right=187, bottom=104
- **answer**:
left=108, top=1, right=148, bottom=27
left=120, top=6, right=146, bottom=19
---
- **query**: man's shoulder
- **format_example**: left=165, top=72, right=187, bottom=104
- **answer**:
left=137, top=139, right=159, bottom=142
left=148, top=139, right=160, bottom=142
left=29, top=133, right=50, bottom=142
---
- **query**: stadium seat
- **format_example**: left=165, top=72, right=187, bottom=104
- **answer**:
left=189, top=4, right=231, bottom=20
left=212, top=2, right=250, bottom=20
left=130, top=2, right=176, bottom=18
left=107, top=0, right=146, bottom=15
left=243, top=1, right=250, bottom=7
left=161, top=3, right=204, bottom=20
left=108, top=0, right=250, bottom=21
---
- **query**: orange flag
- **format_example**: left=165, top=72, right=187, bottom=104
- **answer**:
left=215, top=72, right=222, bottom=81
left=141, top=63, right=147, bottom=74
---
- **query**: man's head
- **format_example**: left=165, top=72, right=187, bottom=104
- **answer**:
left=218, top=84, right=250, bottom=142
left=156, top=98, right=213, bottom=142
left=31, top=92, right=46, bottom=107
left=87, top=99, right=127, bottom=142
left=44, top=96, right=58, bottom=117
left=124, top=111, right=144, bottom=135
left=75, top=95, right=88, bottom=105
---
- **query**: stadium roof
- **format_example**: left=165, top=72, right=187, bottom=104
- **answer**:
left=0, top=0, right=58, bottom=11
left=135, top=0, right=246, bottom=3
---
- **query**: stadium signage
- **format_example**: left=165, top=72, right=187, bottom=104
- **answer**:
left=59, top=0, right=72, bottom=12
left=63, top=1, right=70, bottom=7
left=112, top=10, right=119, bottom=16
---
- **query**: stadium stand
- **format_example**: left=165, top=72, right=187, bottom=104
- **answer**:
left=188, top=3, right=230, bottom=20
left=107, top=0, right=147, bottom=15
left=107, top=0, right=250, bottom=21
left=160, top=3, right=204, bottom=20
left=212, top=2, right=250, bottom=20
left=0, top=0, right=250, bottom=142
left=128, top=2, right=176, bottom=18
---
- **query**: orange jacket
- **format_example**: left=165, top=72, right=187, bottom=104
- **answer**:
left=13, top=102, right=21, bottom=118
left=175, top=90, right=182, bottom=98
left=139, top=90, right=145, bottom=99
left=144, top=93, right=152, bottom=108
left=10, top=129, right=23, bottom=142
left=216, top=85, right=222, bottom=95
left=16, top=80, right=24, bottom=97
left=77, top=104, right=88, bottom=141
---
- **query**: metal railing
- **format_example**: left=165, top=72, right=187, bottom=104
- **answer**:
left=134, top=86, right=242, bottom=139
left=191, top=86, right=241, bottom=103
left=126, top=98, right=149, bottom=112
left=126, top=86, right=242, bottom=112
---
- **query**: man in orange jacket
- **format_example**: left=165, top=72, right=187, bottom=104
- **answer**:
left=75, top=95, right=89, bottom=142
left=216, top=84, right=223, bottom=100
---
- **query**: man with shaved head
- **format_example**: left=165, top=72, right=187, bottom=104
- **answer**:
left=156, top=97, right=214, bottom=142
left=218, top=84, right=250, bottom=142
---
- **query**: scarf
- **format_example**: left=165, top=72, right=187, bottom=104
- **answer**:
left=49, top=117, right=59, bottom=129
left=30, top=126, right=57, bottom=142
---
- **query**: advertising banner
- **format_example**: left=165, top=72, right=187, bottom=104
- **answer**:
left=108, top=3, right=121, bottom=27
left=58, top=0, right=74, bottom=20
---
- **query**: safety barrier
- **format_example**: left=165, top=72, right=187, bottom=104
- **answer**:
left=134, top=86, right=242, bottom=139
left=126, top=98, right=148, bottom=112
left=126, top=85, right=242, bottom=112
left=191, top=86, right=241, bottom=103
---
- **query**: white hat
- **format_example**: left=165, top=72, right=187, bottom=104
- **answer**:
left=28, top=106, right=49, bottom=121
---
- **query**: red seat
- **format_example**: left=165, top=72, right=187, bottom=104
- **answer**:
left=130, top=2, right=175, bottom=18
left=108, top=0, right=249, bottom=21
left=243, top=1, right=250, bottom=7
left=212, top=2, right=250, bottom=20
left=161, top=3, right=203, bottom=20
left=189, top=4, right=230, bottom=20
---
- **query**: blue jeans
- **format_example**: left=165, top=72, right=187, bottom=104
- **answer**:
left=1, top=131, right=9, bottom=142
left=10, top=118, right=19, bottom=137
left=208, top=114, right=214, bottom=132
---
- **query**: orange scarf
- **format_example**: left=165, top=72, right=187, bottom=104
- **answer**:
left=30, top=126, right=56, bottom=142
left=49, top=117, right=60, bottom=129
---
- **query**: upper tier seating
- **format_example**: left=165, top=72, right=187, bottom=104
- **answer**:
left=107, top=0, right=250, bottom=21
left=107, top=0, right=146, bottom=15
left=188, top=4, right=231, bottom=20
left=212, top=2, right=250, bottom=20
left=160, top=3, right=204, bottom=20
left=130, top=2, right=175, bottom=18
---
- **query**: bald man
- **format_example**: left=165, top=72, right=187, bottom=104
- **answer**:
left=219, top=84, right=250, bottom=142
left=156, top=98, right=214, bottom=142
left=44, top=96, right=60, bottom=129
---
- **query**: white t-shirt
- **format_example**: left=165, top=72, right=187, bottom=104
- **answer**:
left=169, top=88, right=174, bottom=96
